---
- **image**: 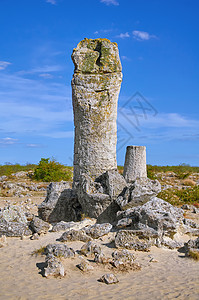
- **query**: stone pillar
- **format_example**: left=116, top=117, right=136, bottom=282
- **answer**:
left=71, top=38, right=122, bottom=185
left=123, top=146, right=147, bottom=182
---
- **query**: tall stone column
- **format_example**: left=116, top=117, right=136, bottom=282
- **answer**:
left=71, top=38, right=122, bottom=185
left=123, top=146, right=147, bottom=182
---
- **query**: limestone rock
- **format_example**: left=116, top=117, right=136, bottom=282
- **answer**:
left=30, top=216, right=50, bottom=234
left=115, top=229, right=157, bottom=251
left=111, top=249, right=135, bottom=268
left=116, top=178, right=161, bottom=209
left=99, top=273, right=119, bottom=284
left=123, top=146, right=147, bottom=182
left=38, top=182, right=82, bottom=223
left=0, top=218, right=32, bottom=237
left=184, top=237, right=199, bottom=259
left=59, top=229, right=91, bottom=243
left=44, top=254, right=65, bottom=277
left=0, top=205, right=31, bottom=237
left=77, top=258, right=94, bottom=272
left=45, top=243, right=75, bottom=258
left=72, top=38, right=122, bottom=185
left=94, top=253, right=111, bottom=264
left=79, top=241, right=101, bottom=256
left=51, top=218, right=95, bottom=232
left=0, top=205, right=27, bottom=224
left=85, top=223, right=112, bottom=239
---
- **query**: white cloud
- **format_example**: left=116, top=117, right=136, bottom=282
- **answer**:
left=117, top=32, right=130, bottom=39
left=132, top=30, right=157, bottom=41
left=0, top=61, right=11, bottom=70
left=18, top=64, right=62, bottom=76
left=100, top=0, right=119, bottom=6
left=121, top=56, right=131, bottom=61
left=0, top=72, right=73, bottom=136
left=94, top=29, right=113, bottom=35
left=39, top=73, right=53, bottom=79
left=46, top=0, right=56, bottom=4
left=26, top=143, right=44, bottom=148
left=0, top=137, right=18, bottom=145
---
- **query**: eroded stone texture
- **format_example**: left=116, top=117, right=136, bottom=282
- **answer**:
left=71, top=38, right=122, bottom=185
left=123, top=146, right=147, bottom=182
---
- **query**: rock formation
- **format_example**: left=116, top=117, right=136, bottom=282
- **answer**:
left=123, top=146, right=147, bottom=182
left=71, top=38, right=122, bottom=185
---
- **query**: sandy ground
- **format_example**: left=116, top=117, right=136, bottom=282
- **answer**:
left=0, top=228, right=199, bottom=300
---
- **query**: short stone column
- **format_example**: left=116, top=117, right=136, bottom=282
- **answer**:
left=71, top=38, right=122, bottom=185
left=123, top=146, right=147, bottom=182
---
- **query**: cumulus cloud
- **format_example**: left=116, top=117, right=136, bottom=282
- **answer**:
left=117, top=32, right=130, bottom=39
left=0, top=61, right=11, bottom=70
left=100, top=0, right=119, bottom=6
left=46, top=0, right=56, bottom=4
left=132, top=30, right=157, bottom=41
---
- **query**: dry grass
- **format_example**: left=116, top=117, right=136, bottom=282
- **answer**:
left=182, top=179, right=196, bottom=186
left=188, top=250, right=199, bottom=261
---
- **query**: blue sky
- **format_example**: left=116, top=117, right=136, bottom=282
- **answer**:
left=0, top=0, right=199, bottom=166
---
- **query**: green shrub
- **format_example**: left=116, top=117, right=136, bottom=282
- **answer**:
left=33, top=158, right=72, bottom=182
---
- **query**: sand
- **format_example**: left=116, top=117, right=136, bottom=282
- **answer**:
left=0, top=229, right=199, bottom=300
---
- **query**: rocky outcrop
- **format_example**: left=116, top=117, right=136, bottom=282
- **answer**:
left=116, top=178, right=161, bottom=210
left=0, top=205, right=32, bottom=237
left=85, top=223, right=112, bottom=239
left=184, top=237, right=199, bottom=259
left=38, top=182, right=82, bottom=223
left=30, top=216, right=50, bottom=235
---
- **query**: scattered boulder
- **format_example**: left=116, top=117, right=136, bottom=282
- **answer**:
left=79, top=241, right=101, bottom=256
left=59, top=229, right=91, bottom=243
left=38, top=182, right=82, bottom=223
left=45, top=243, right=75, bottom=258
left=77, top=258, right=94, bottom=272
left=99, top=273, right=119, bottom=284
left=94, top=253, right=111, bottom=264
left=184, top=237, right=199, bottom=260
left=30, top=216, right=50, bottom=235
left=85, top=223, right=112, bottom=239
left=44, top=254, right=65, bottom=277
left=0, top=205, right=27, bottom=224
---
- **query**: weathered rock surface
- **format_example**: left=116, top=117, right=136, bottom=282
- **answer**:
left=59, top=229, right=91, bottom=243
left=77, top=258, right=94, bottom=272
left=116, top=178, right=161, bottom=209
left=85, top=223, right=112, bottom=239
left=123, top=146, right=147, bottom=182
left=51, top=218, right=95, bottom=232
left=30, top=216, right=50, bottom=234
left=115, top=229, right=156, bottom=251
left=38, top=182, right=82, bottom=223
left=184, top=237, right=199, bottom=258
left=0, top=205, right=32, bottom=237
left=45, top=243, right=75, bottom=258
left=72, top=38, right=122, bottom=186
left=44, top=254, right=65, bottom=277
left=99, top=273, right=119, bottom=284
left=79, top=241, right=101, bottom=256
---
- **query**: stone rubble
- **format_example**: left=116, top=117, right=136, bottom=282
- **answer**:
left=99, top=273, right=119, bottom=285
